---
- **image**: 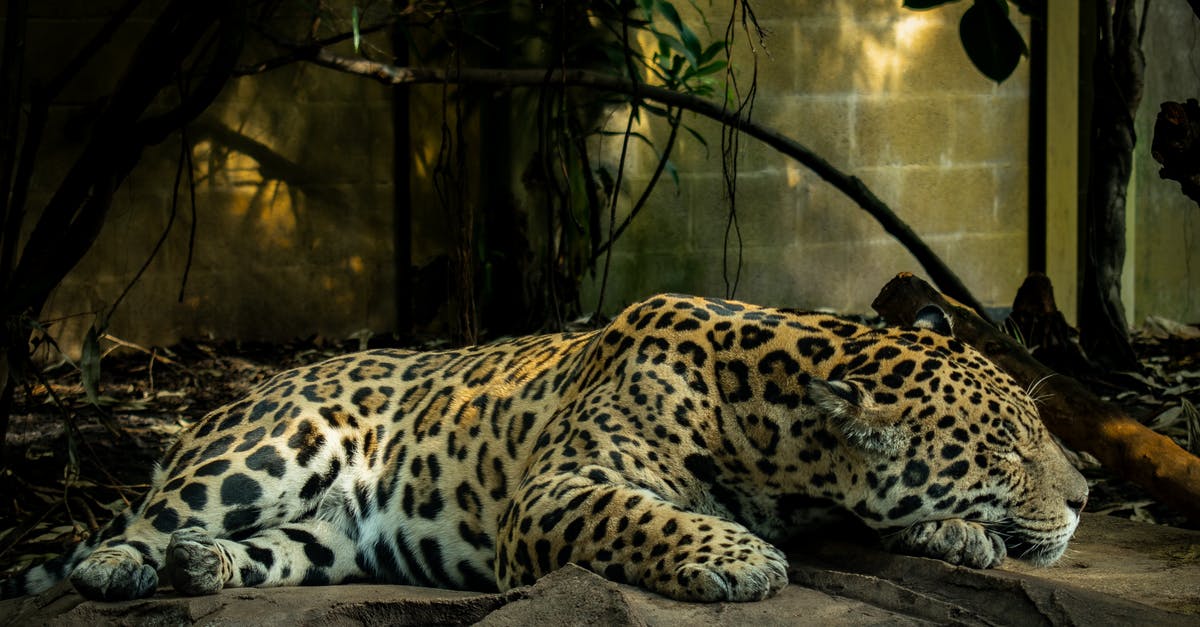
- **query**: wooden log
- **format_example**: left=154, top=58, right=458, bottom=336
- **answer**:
left=1006, top=273, right=1095, bottom=378
left=872, top=273, right=1200, bottom=522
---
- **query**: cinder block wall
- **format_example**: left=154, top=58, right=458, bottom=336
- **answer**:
left=583, top=2, right=1030, bottom=315
left=27, top=1, right=1030, bottom=351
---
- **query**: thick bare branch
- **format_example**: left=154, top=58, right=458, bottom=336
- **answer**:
left=302, top=50, right=992, bottom=320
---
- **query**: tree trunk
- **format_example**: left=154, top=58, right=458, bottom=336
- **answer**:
left=1078, top=0, right=1143, bottom=371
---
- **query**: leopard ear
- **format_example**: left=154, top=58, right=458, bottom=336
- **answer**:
left=807, top=379, right=904, bottom=455
left=912, top=304, right=952, bottom=336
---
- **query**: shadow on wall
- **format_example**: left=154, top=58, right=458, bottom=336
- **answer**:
left=41, top=81, right=401, bottom=354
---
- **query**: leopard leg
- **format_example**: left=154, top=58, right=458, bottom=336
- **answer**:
left=496, top=467, right=788, bottom=602
left=69, top=513, right=170, bottom=602
left=163, top=521, right=367, bottom=595
left=69, top=542, right=162, bottom=602
left=883, top=518, right=1006, bottom=568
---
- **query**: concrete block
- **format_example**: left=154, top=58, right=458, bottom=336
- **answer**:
left=605, top=174, right=692, bottom=256
left=928, top=231, right=1028, bottom=307
left=889, top=23, right=1007, bottom=95
left=992, top=164, right=1029, bottom=232
left=365, top=105, right=397, bottom=184
left=291, top=105, right=376, bottom=183
left=748, top=95, right=856, bottom=172
left=665, top=114, right=721, bottom=172
left=951, top=96, right=1028, bottom=164
left=796, top=166, right=904, bottom=244
left=732, top=216, right=1027, bottom=314
left=854, top=96, right=954, bottom=167
left=581, top=251, right=716, bottom=310
left=896, top=165, right=999, bottom=236
left=727, top=18, right=799, bottom=93
left=687, top=173, right=799, bottom=252
left=792, top=21, right=859, bottom=96
left=730, top=240, right=898, bottom=313
left=760, top=1, right=956, bottom=28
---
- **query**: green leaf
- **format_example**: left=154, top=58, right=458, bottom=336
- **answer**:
left=656, top=2, right=701, bottom=68
left=664, top=159, right=680, bottom=191
left=351, top=5, right=362, bottom=54
left=958, top=0, right=1026, bottom=83
left=641, top=101, right=672, bottom=117
left=904, top=0, right=962, bottom=8
left=596, top=165, right=615, bottom=198
left=683, top=124, right=710, bottom=158
left=697, top=41, right=725, bottom=65
left=682, top=59, right=727, bottom=81
left=596, top=129, right=656, bottom=149
left=669, top=54, right=685, bottom=79
left=653, top=32, right=692, bottom=66
left=1007, top=0, right=1044, bottom=18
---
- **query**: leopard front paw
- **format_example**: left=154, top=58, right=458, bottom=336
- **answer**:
left=668, top=541, right=789, bottom=602
left=70, top=548, right=158, bottom=601
left=887, top=518, right=1005, bottom=569
left=164, top=528, right=227, bottom=595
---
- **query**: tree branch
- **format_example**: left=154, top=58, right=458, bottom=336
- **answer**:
left=303, top=49, right=991, bottom=319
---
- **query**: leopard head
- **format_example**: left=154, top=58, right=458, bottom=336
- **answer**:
left=808, top=307, right=1087, bottom=565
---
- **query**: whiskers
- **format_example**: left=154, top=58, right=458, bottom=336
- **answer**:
left=1025, top=374, right=1057, bottom=406
left=1001, top=515, right=1073, bottom=565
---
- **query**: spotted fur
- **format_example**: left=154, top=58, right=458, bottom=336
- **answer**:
left=1, top=294, right=1087, bottom=602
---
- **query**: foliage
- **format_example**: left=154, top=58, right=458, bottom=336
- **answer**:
left=902, top=0, right=1040, bottom=83
left=330, top=0, right=758, bottom=337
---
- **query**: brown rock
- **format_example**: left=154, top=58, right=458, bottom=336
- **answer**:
left=2, top=514, right=1197, bottom=626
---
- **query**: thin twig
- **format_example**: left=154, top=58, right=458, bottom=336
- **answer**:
left=590, top=106, right=683, bottom=262
left=177, top=127, right=197, bottom=303
left=593, top=15, right=640, bottom=321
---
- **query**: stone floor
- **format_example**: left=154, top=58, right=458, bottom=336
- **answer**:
left=1, top=513, right=1197, bottom=626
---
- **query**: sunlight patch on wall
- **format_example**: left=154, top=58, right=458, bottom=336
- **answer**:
left=786, top=163, right=802, bottom=188
left=251, top=181, right=300, bottom=249
left=215, top=180, right=301, bottom=250
left=857, top=13, right=938, bottom=93
left=191, top=139, right=266, bottom=188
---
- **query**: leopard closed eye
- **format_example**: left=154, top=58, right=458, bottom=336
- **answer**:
left=1, top=294, right=1087, bottom=603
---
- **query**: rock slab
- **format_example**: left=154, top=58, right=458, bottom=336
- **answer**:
left=2, top=514, right=1196, bottom=626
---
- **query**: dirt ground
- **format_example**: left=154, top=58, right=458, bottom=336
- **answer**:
left=1, top=323, right=1198, bottom=581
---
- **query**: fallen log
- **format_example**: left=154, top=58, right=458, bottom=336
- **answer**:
left=872, top=273, right=1200, bottom=523
left=1005, top=273, right=1096, bottom=378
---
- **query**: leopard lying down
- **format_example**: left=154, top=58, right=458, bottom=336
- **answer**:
left=1, top=294, right=1087, bottom=603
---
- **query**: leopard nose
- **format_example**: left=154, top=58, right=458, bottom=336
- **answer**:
left=1066, top=496, right=1087, bottom=514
